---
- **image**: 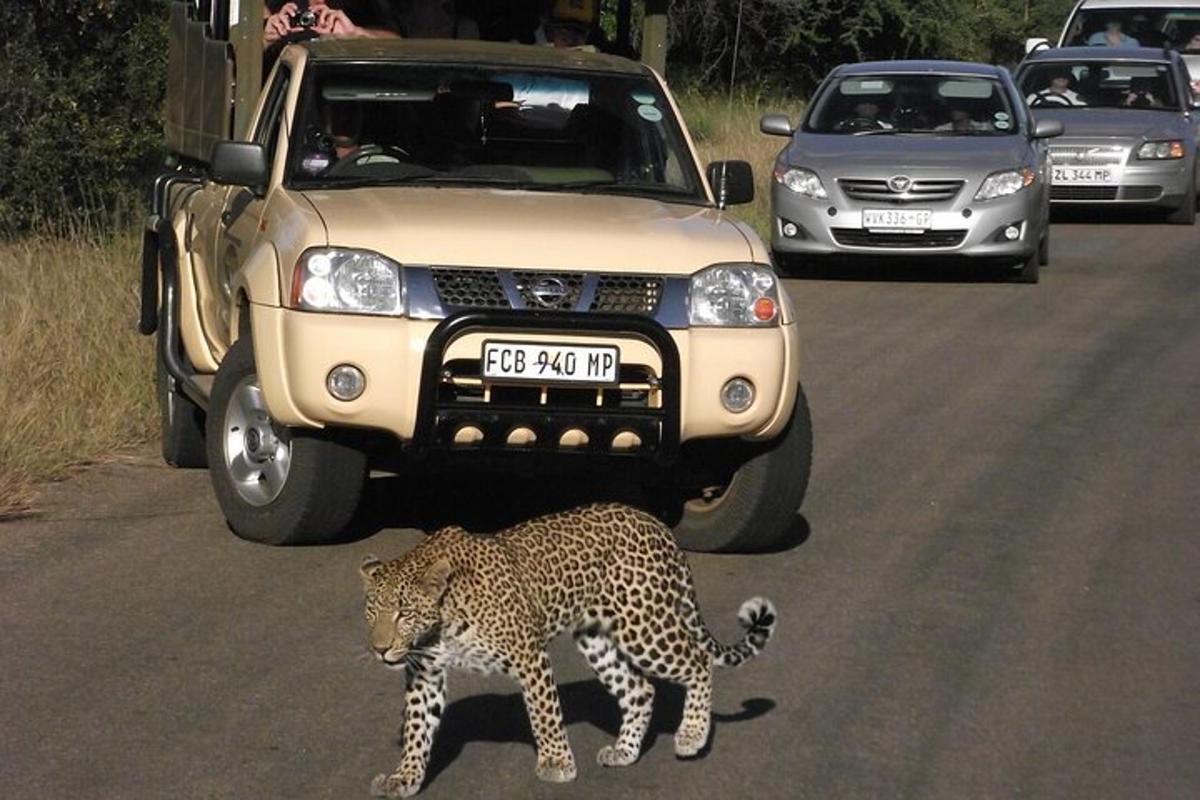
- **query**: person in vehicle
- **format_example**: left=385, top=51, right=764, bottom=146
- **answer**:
left=264, top=1, right=401, bottom=45
left=833, top=100, right=893, bottom=132
left=1123, top=76, right=1161, bottom=107
left=1088, top=20, right=1140, bottom=47
left=1026, top=69, right=1086, bottom=106
left=534, top=0, right=605, bottom=50
left=935, top=108, right=990, bottom=132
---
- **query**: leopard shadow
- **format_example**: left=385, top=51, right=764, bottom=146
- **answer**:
left=418, top=679, right=775, bottom=784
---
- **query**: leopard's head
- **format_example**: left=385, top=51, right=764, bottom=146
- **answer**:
left=359, top=554, right=452, bottom=670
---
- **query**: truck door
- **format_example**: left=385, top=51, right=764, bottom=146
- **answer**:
left=213, top=65, right=292, bottom=348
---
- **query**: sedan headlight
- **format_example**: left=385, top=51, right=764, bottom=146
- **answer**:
left=1137, top=140, right=1185, bottom=160
left=291, top=248, right=405, bottom=316
left=688, top=264, right=781, bottom=327
left=974, top=168, right=1036, bottom=201
left=773, top=166, right=828, bottom=199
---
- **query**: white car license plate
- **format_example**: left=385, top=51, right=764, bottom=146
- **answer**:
left=862, top=208, right=932, bottom=232
left=482, top=341, right=619, bottom=384
left=1052, top=166, right=1116, bottom=184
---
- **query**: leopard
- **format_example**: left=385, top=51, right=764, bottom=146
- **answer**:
left=359, top=502, right=777, bottom=798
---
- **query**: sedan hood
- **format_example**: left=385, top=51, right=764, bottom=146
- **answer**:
left=299, top=187, right=753, bottom=273
left=1030, top=108, right=1186, bottom=141
left=785, top=134, right=1032, bottom=174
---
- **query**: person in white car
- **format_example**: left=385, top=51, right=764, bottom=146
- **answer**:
left=1026, top=69, right=1087, bottom=106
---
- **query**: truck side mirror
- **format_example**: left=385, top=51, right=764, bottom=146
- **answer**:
left=706, top=161, right=755, bottom=207
left=1031, top=119, right=1064, bottom=139
left=760, top=113, right=794, bottom=137
left=210, top=142, right=269, bottom=191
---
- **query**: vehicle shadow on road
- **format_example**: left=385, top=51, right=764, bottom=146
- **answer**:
left=1050, top=206, right=1171, bottom=225
left=343, top=473, right=813, bottom=555
left=781, top=257, right=1016, bottom=283
left=420, top=679, right=776, bottom=784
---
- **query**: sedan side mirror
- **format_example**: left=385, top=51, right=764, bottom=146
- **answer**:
left=706, top=161, right=755, bottom=207
left=760, top=113, right=794, bottom=137
left=210, top=141, right=269, bottom=191
left=1031, top=118, right=1064, bottom=139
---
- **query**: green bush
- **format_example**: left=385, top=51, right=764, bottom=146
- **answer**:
left=0, top=1, right=167, bottom=233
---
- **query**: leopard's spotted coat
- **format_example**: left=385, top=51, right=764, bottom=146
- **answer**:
left=360, top=502, right=777, bottom=798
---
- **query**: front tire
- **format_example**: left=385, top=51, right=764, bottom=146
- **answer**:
left=1165, top=179, right=1196, bottom=225
left=205, top=337, right=366, bottom=545
left=656, top=384, right=813, bottom=553
left=1013, top=247, right=1040, bottom=284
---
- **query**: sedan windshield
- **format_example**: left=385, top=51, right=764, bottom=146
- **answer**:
left=1019, top=61, right=1179, bottom=109
left=287, top=63, right=704, bottom=202
left=805, top=74, right=1018, bottom=135
left=1062, top=7, right=1200, bottom=50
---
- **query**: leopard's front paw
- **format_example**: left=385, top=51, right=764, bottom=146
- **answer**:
left=673, top=729, right=708, bottom=759
left=596, top=744, right=639, bottom=767
left=370, top=771, right=423, bottom=798
left=535, top=754, right=577, bottom=783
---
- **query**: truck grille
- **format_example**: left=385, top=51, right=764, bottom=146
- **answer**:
left=591, top=275, right=663, bottom=314
left=430, top=268, right=508, bottom=309
left=838, top=178, right=965, bottom=203
left=428, top=268, right=663, bottom=315
left=831, top=228, right=967, bottom=248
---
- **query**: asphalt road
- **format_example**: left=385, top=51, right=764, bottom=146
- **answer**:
left=3, top=216, right=1199, bottom=800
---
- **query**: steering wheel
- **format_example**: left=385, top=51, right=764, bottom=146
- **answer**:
left=324, top=144, right=412, bottom=177
left=1030, top=93, right=1074, bottom=108
left=834, top=116, right=885, bottom=133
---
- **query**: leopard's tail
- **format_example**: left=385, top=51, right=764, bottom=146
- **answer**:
left=678, top=594, right=777, bottom=669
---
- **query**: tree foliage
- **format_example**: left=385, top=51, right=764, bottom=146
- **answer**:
left=0, top=1, right=167, bottom=232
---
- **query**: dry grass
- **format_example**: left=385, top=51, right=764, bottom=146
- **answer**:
left=675, top=88, right=805, bottom=240
left=0, top=229, right=156, bottom=517
left=0, top=95, right=804, bottom=517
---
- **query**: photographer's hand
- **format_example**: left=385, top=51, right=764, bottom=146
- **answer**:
left=264, top=2, right=299, bottom=45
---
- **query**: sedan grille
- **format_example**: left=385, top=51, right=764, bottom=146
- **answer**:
left=838, top=178, right=965, bottom=203
left=831, top=228, right=967, bottom=248
left=1049, top=145, right=1126, bottom=166
left=1050, top=186, right=1119, bottom=201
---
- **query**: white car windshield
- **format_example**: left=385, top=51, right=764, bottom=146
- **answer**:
left=1063, top=7, right=1200, bottom=50
left=805, top=74, right=1018, bottom=135
left=287, top=63, right=704, bottom=202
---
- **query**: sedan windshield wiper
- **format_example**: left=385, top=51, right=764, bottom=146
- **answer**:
left=852, top=128, right=903, bottom=136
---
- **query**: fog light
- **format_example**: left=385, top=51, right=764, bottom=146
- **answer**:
left=326, top=364, right=365, bottom=401
left=782, top=221, right=799, bottom=237
left=1004, top=225, right=1021, bottom=241
left=720, top=378, right=755, bottom=413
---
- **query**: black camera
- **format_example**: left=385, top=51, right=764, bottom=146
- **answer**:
left=291, top=8, right=317, bottom=28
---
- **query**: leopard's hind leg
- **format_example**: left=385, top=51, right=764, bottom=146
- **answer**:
left=574, top=630, right=655, bottom=767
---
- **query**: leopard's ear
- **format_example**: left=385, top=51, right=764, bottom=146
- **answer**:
left=420, top=558, right=453, bottom=597
left=360, top=555, right=385, bottom=586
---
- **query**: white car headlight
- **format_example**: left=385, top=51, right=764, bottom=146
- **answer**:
left=1137, top=140, right=1184, bottom=160
left=773, top=166, right=828, bottom=199
left=688, top=264, right=781, bottom=327
left=975, top=168, right=1036, bottom=201
left=291, top=248, right=405, bottom=316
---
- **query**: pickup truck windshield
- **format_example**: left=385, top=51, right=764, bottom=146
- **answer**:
left=288, top=63, right=704, bottom=201
left=804, top=74, right=1018, bottom=135
left=1020, top=61, right=1179, bottom=109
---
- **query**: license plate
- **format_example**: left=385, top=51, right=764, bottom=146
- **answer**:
left=481, top=341, right=619, bottom=385
left=1052, top=166, right=1116, bottom=184
left=862, top=208, right=932, bottom=232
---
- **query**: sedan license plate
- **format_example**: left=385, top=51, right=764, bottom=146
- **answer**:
left=1052, top=166, right=1115, bottom=185
left=482, top=341, right=619, bottom=385
left=862, top=208, right=932, bottom=232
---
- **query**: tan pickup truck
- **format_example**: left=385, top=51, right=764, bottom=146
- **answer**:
left=141, top=5, right=811, bottom=552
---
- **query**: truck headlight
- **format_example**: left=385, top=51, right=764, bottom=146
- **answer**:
left=1137, top=140, right=1184, bottom=160
left=773, top=166, right=828, bottom=199
left=975, top=168, right=1036, bottom=201
left=688, top=264, right=781, bottom=327
left=291, top=248, right=405, bottom=316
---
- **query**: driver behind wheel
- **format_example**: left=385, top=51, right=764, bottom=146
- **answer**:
left=834, top=101, right=893, bottom=132
left=1026, top=68, right=1086, bottom=107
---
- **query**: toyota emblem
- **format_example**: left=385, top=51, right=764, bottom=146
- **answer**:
left=530, top=277, right=569, bottom=308
left=887, top=175, right=913, bottom=193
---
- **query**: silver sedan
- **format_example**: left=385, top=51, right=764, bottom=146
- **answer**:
left=762, top=60, right=1062, bottom=283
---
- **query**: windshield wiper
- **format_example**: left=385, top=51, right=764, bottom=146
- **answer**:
left=852, top=128, right=902, bottom=136
left=547, top=180, right=696, bottom=198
